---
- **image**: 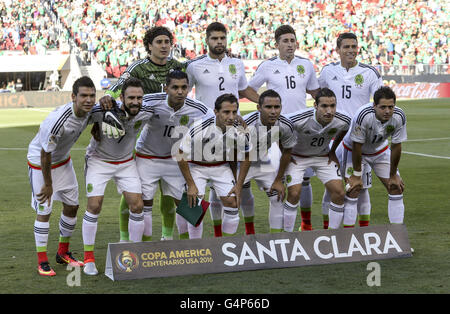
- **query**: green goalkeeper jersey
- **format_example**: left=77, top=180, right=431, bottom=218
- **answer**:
left=107, top=57, right=185, bottom=98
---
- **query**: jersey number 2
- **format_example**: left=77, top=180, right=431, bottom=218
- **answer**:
left=219, top=77, right=225, bottom=91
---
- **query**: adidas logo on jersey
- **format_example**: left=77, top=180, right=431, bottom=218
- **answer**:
left=332, top=76, right=338, bottom=80
left=273, top=70, right=281, bottom=74
left=203, top=69, right=210, bottom=74
left=149, top=74, right=156, bottom=80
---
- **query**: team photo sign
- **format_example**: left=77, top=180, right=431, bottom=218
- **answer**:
left=105, top=224, right=412, bottom=281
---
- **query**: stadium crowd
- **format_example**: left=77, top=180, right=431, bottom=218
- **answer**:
left=1, top=0, right=448, bottom=77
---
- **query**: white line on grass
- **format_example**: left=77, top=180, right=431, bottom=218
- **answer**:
left=403, top=151, right=450, bottom=160
left=404, top=137, right=450, bottom=142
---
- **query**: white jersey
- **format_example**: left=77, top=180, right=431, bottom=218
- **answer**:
left=186, top=54, right=248, bottom=109
left=27, top=102, right=91, bottom=166
left=86, top=104, right=154, bottom=162
left=179, top=116, right=250, bottom=164
left=318, top=61, right=383, bottom=117
left=135, top=93, right=214, bottom=157
left=287, top=108, right=351, bottom=157
left=243, top=111, right=296, bottom=163
left=249, top=56, right=320, bottom=114
left=343, top=103, right=407, bottom=155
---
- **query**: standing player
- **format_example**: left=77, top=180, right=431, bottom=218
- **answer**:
left=134, top=70, right=214, bottom=241
left=185, top=22, right=259, bottom=236
left=234, top=89, right=297, bottom=233
left=318, top=32, right=383, bottom=228
left=27, top=77, right=95, bottom=276
left=82, top=78, right=153, bottom=275
left=342, top=86, right=406, bottom=227
left=284, top=88, right=350, bottom=231
left=102, top=26, right=184, bottom=242
left=248, top=25, right=320, bottom=231
left=177, top=94, right=247, bottom=238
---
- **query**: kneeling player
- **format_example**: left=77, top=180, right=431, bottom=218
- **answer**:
left=284, top=88, right=351, bottom=230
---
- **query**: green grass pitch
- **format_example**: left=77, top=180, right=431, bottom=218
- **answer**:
left=0, top=98, right=449, bottom=293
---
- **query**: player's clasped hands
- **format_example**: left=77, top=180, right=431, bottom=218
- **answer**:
left=388, top=174, right=405, bottom=194
left=346, top=174, right=363, bottom=195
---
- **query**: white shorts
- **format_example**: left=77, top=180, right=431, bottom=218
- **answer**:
left=136, top=155, right=185, bottom=201
left=241, top=163, right=277, bottom=191
left=84, top=156, right=142, bottom=197
left=28, top=158, right=78, bottom=215
left=189, top=162, right=235, bottom=197
left=286, top=155, right=341, bottom=187
left=339, top=143, right=390, bottom=184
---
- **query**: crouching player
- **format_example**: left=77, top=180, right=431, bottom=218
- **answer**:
left=283, top=88, right=351, bottom=230
left=341, top=86, right=406, bottom=226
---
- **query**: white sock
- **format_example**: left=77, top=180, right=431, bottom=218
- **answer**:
left=328, top=202, right=345, bottom=229
left=268, top=193, right=283, bottom=230
left=176, top=213, right=188, bottom=235
left=343, top=196, right=358, bottom=227
left=209, top=188, right=223, bottom=223
left=388, top=194, right=404, bottom=224
left=240, top=184, right=255, bottom=220
left=59, top=214, right=77, bottom=238
left=357, top=188, right=371, bottom=216
left=143, top=205, right=152, bottom=238
left=34, top=220, right=49, bottom=251
left=82, top=211, right=99, bottom=247
left=222, top=207, right=240, bottom=235
left=128, top=211, right=144, bottom=242
left=188, top=221, right=203, bottom=239
left=300, top=179, right=313, bottom=209
left=283, top=201, right=298, bottom=232
left=322, top=189, right=331, bottom=217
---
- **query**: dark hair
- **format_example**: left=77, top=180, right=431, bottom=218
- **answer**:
left=373, top=86, right=396, bottom=105
left=336, top=32, right=358, bottom=48
left=72, top=76, right=95, bottom=95
left=121, top=77, right=144, bottom=96
left=275, top=25, right=296, bottom=43
left=206, top=22, right=227, bottom=38
left=166, top=69, right=189, bottom=86
left=258, top=89, right=281, bottom=107
left=315, top=88, right=336, bottom=105
left=143, top=26, right=174, bottom=54
left=215, top=93, right=238, bottom=111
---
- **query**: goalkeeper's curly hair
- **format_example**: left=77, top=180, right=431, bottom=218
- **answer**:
left=143, top=26, right=174, bottom=55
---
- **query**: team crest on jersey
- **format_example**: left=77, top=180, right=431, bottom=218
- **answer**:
left=297, top=65, right=305, bottom=77
left=286, top=175, right=292, bottom=184
left=328, top=128, right=337, bottom=135
left=134, top=121, right=143, bottom=130
left=180, top=115, right=189, bottom=126
left=386, top=125, right=395, bottom=134
left=229, top=64, right=237, bottom=75
left=355, top=74, right=364, bottom=87
left=87, top=183, right=93, bottom=193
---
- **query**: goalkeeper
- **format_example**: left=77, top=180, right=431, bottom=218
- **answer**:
left=99, top=26, right=185, bottom=241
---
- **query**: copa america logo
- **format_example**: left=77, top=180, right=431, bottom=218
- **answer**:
left=116, top=250, right=139, bottom=272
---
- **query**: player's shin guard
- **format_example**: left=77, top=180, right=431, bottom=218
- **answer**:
left=82, top=211, right=98, bottom=263
left=58, top=214, right=77, bottom=255
left=175, top=214, right=189, bottom=239
left=268, top=193, right=283, bottom=233
left=388, top=194, right=404, bottom=224
left=358, top=188, right=371, bottom=227
left=142, top=205, right=152, bottom=241
left=222, top=207, right=239, bottom=236
left=241, top=184, right=255, bottom=235
left=300, top=180, right=313, bottom=230
left=128, top=211, right=144, bottom=243
left=160, top=194, right=175, bottom=239
left=283, top=201, right=299, bottom=232
left=322, top=190, right=331, bottom=229
left=343, top=196, right=358, bottom=228
left=34, top=220, right=49, bottom=264
left=328, top=202, right=345, bottom=229
left=118, top=196, right=129, bottom=241
left=209, top=188, right=223, bottom=237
